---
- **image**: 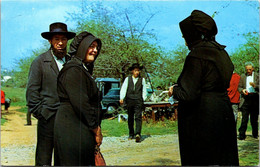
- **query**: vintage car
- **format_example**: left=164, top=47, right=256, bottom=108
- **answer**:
left=101, top=88, right=121, bottom=114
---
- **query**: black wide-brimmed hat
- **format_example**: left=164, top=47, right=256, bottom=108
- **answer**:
left=41, top=22, right=76, bottom=40
left=128, top=63, right=143, bottom=71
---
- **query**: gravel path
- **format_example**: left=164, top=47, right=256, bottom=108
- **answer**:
left=1, top=107, right=181, bottom=166
left=1, top=107, right=259, bottom=166
left=101, top=134, right=181, bottom=166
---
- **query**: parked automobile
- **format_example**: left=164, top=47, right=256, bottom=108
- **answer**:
left=101, top=88, right=120, bottom=114
left=95, top=78, right=120, bottom=97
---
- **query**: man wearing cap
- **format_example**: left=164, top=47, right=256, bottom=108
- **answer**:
left=120, top=63, right=147, bottom=143
left=26, top=22, right=75, bottom=166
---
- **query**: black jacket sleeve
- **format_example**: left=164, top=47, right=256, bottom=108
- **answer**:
left=26, top=58, right=43, bottom=119
left=172, top=57, right=202, bottom=102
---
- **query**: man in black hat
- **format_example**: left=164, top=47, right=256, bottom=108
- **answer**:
left=120, top=63, right=147, bottom=142
left=26, top=22, right=75, bottom=166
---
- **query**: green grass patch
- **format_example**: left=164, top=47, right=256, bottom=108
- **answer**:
left=238, top=138, right=259, bottom=166
left=101, top=118, right=178, bottom=137
left=236, top=113, right=259, bottom=166
left=18, top=106, right=28, bottom=113
left=1, top=86, right=26, bottom=106
left=1, top=117, right=7, bottom=125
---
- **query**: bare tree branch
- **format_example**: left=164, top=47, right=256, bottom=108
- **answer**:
left=140, top=13, right=156, bottom=34
left=125, top=11, right=134, bottom=39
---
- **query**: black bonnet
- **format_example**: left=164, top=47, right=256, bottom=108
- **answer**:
left=68, top=31, right=102, bottom=75
left=69, top=31, right=102, bottom=61
left=179, top=10, right=218, bottom=49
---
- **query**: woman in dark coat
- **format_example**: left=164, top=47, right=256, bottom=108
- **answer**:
left=54, top=32, right=103, bottom=166
left=169, top=10, right=239, bottom=166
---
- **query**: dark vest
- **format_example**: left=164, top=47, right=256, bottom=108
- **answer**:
left=126, top=76, right=143, bottom=101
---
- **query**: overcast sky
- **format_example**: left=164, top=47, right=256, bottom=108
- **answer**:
left=1, top=0, right=259, bottom=70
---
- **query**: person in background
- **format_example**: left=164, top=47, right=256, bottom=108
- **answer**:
left=1, top=90, right=5, bottom=111
left=25, top=109, right=32, bottom=126
left=227, top=72, right=241, bottom=122
left=1, top=90, right=5, bottom=117
left=54, top=31, right=103, bottom=166
left=155, top=86, right=163, bottom=96
left=168, top=10, right=239, bottom=166
left=238, top=61, right=259, bottom=140
left=26, top=22, right=75, bottom=166
left=149, top=86, right=163, bottom=102
left=120, top=63, right=147, bottom=143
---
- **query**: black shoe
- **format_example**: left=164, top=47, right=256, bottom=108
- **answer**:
left=128, top=135, right=134, bottom=140
left=135, top=134, right=141, bottom=143
left=252, top=135, right=258, bottom=139
left=238, top=135, right=246, bottom=140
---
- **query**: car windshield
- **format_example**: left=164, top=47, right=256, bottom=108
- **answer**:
left=107, top=89, right=119, bottom=95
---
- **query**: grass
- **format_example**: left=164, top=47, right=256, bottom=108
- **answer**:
left=1, top=86, right=26, bottom=106
left=1, top=86, right=27, bottom=125
left=236, top=115, right=259, bottom=166
left=1, top=116, right=7, bottom=125
left=238, top=139, right=259, bottom=166
left=101, top=118, right=178, bottom=137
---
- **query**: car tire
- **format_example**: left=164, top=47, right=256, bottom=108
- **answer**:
left=107, top=105, right=118, bottom=115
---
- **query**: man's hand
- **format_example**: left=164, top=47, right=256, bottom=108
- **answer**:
left=242, top=89, right=248, bottom=95
left=119, top=99, right=124, bottom=104
left=168, top=86, right=173, bottom=97
left=92, top=126, right=103, bottom=147
left=249, top=82, right=255, bottom=88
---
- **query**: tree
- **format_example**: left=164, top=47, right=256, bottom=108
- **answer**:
left=150, top=45, right=189, bottom=89
left=1, top=68, right=15, bottom=87
left=67, top=1, right=162, bottom=84
left=6, top=2, right=163, bottom=88
left=230, top=32, right=259, bottom=75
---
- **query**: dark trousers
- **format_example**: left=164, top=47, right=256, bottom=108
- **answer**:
left=127, top=100, right=143, bottom=136
left=239, top=94, right=259, bottom=137
left=1, top=102, right=10, bottom=110
left=27, top=111, right=32, bottom=125
left=36, top=115, right=56, bottom=166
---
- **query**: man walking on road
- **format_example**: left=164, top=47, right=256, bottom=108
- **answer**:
left=120, top=63, right=147, bottom=143
left=26, top=22, right=75, bottom=166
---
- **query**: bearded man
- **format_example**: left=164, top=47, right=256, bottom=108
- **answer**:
left=26, top=22, right=75, bottom=166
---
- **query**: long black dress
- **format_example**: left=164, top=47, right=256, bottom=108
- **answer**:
left=173, top=10, right=239, bottom=166
left=54, top=32, right=102, bottom=166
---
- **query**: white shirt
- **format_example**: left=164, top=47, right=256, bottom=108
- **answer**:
left=51, top=50, right=65, bottom=71
left=120, top=76, right=147, bottom=101
left=246, top=72, right=255, bottom=93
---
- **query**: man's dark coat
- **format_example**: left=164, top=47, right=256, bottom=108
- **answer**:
left=26, top=49, right=60, bottom=165
left=26, top=49, right=60, bottom=120
left=238, top=72, right=259, bottom=107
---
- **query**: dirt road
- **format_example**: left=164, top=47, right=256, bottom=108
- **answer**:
left=1, top=107, right=181, bottom=166
left=1, top=106, right=37, bottom=165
